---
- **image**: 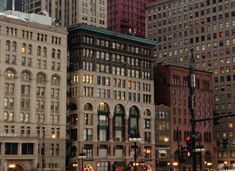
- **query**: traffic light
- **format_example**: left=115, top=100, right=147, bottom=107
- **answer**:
left=185, top=136, right=192, bottom=151
left=223, top=138, right=229, bottom=148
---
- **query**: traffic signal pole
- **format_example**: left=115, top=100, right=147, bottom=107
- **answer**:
left=188, top=49, right=197, bottom=171
left=188, top=49, right=235, bottom=171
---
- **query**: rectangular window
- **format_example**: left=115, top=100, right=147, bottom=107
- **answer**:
left=144, top=132, right=151, bottom=143
left=84, top=128, right=93, bottom=141
left=85, top=114, right=93, bottom=125
left=144, top=119, right=151, bottom=129
left=5, top=143, right=18, bottom=154
left=22, top=143, right=34, bottom=155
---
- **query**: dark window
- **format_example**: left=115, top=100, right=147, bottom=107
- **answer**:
left=22, top=143, right=34, bottom=155
left=231, top=11, right=235, bottom=17
left=5, top=143, right=18, bottom=155
left=220, top=76, right=224, bottom=82
left=144, top=119, right=151, bottom=129
left=70, top=129, right=77, bottom=141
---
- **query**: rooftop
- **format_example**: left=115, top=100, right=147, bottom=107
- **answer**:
left=2, top=10, right=52, bottom=26
left=68, top=24, right=156, bottom=46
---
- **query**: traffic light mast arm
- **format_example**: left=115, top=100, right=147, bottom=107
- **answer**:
left=194, top=113, right=235, bottom=123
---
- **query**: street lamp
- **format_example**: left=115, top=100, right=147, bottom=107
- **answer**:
left=207, top=162, right=212, bottom=171
left=224, top=161, right=228, bottom=170
left=129, top=133, right=141, bottom=171
left=72, top=163, right=78, bottom=171
left=78, top=152, right=86, bottom=171
left=173, top=161, right=178, bottom=171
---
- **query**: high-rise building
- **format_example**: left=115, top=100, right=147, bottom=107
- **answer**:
left=146, top=0, right=235, bottom=168
left=67, top=24, right=156, bottom=171
left=7, top=0, right=22, bottom=11
left=107, top=0, right=146, bottom=37
left=154, top=63, right=214, bottom=171
left=22, top=0, right=107, bottom=28
left=0, top=0, right=7, bottom=12
left=0, top=11, right=67, bottom=170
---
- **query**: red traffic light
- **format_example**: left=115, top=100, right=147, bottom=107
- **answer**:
left=185, top=136, right=190, bottom=142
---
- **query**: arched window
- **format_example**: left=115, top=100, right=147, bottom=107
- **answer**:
left=37, top=72, right=46, bottom=84
left=84, top=103, right=93, bottom=111
left=97, top=103, right=109, bottom=141
left=5, top=69, right=16, bottom=79
left=21, top=43, right=26, bottom=54
left=130, top=106, right=139, bottom=115
left=114, top=104, right=125, bottom=113
left=6, top=40, right=10, bottom=51
left=98, top=102, right=109, bottom=112
left=129, top=106, right=140, bottom=134
left=113, top=104, right=125, bottom=141
left=51, top=75, right=60, bottom=86
left=37, top=46, right=41, bottom=56
left=21, top=71, right=31, bottom=82
left=144, top=109, right=151, bottom=116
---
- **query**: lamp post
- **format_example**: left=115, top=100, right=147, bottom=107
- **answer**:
left=40, top=131, right=56, bottom=171
left=78, top=152, right=86, bottom=171
left=129, top=134, right=141, bottom=171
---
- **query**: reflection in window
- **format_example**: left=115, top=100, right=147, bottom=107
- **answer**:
left=5, top=69, right=16, bottom=79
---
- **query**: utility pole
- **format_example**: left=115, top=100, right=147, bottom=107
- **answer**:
left=188, top=49, right=197, bottom=171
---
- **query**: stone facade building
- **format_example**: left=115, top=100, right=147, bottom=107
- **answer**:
left=0, top=12, right=67, bottom=171
left=67, top=24, right=156, bottom=171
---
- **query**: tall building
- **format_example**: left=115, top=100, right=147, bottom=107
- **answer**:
left=7, top=0, right=22, bottom=11
left=146, top=0, right=235, bottom=168
left=22, top=0, right=107, bottom=28
left=67, top=24, right=156, bottom=171
left=0, top=11, right=67, bottom=170
left=0, top=0, right=7, bottom=12
left=107, top=0, right=146, bottom=37
left=154, top=63, right=214, bottom=170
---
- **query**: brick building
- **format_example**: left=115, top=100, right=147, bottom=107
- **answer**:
left=154, top=63, right=214, bottom=170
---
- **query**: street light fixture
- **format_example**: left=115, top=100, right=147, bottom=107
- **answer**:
left=78, top=152, right=86, bottom=171
left=129, top=133, right=141, bottom=171
left=72, top=163, right=78, bottom=171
